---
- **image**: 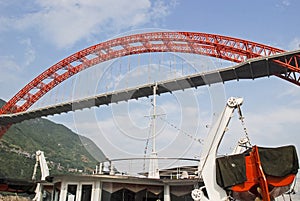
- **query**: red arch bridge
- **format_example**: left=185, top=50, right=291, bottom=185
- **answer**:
left=0, top=31, right=300, bottom=138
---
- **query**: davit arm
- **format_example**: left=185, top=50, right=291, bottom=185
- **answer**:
left=32, top=150, right=50, bottom=201
left=192, top=97, right=244, bottom=201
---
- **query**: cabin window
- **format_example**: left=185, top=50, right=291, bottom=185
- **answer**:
left=101, top=182, right=163, bottom=201
left=170, top=185, right=194, bottom=201
left=66, top=184, right=77, bottom=201
left=81, top=184, right=92, bottom=201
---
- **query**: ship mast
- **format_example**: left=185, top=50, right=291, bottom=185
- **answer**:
left=148, top=83, right=160, bottom=179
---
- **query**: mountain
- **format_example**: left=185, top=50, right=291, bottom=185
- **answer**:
left=0, top=99, right=107, bottom=180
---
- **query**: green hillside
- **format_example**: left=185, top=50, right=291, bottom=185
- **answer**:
left=0, top=99, right=107, bottom=180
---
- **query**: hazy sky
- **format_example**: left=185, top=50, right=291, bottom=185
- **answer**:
left=1, top=0, right=300, bottom=173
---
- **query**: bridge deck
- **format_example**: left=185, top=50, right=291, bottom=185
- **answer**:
left=1, top=50, right=299, bottom=126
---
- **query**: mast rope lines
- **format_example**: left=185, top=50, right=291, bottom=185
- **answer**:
left=158, top=116, right=204, bottom=145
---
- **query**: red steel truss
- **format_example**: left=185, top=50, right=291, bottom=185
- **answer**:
left=272, top=54, right=300, bottom=85
left=0, top=31, right=299, bottom=137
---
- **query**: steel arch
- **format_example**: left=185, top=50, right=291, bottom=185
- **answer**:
left=0, top=31, right=298, bottom=137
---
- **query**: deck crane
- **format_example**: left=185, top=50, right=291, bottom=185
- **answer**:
left=191, top=97, right=298, bottom=201
left=32, top=150, right=50, bottom=201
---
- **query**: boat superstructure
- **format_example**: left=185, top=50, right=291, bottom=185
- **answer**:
left=5, top=96, right=298, bottom=201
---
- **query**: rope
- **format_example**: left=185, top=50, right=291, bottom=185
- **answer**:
left=143, top=121, right=153, bottom=172
left=158, top=116, right=204, bottom=144
left=237, top=104, right=252, bottom=145
left=138, top=97, right=204, bottom=145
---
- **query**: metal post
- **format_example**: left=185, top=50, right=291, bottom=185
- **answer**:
left=148, top=83, right=159, bottom=179
left=164, top=184, right=171, bottom=201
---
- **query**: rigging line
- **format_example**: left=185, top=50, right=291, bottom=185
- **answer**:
left=143, top=121, right=153, bottom=172
left=158, top=116, right=204, bottom=144
left=237, top=104, right=252, bottom=145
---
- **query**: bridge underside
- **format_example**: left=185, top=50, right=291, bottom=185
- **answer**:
left=0, top=50, right=299, bottom=126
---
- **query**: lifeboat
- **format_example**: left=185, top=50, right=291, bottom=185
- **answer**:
left=216, top=145, right=299, bottom=201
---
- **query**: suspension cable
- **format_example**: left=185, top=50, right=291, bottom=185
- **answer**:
left=148, top=53, right=151, bottom=83
left=126, top=55, right=130, bottom=88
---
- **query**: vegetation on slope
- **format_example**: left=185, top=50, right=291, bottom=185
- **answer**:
left=0, top=99, right=107, bottom=180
